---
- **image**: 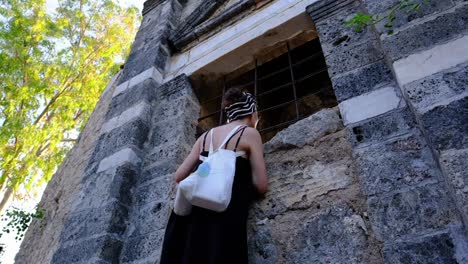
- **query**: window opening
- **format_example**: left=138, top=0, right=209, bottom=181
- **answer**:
left=195, top=38, right=337, bottom=142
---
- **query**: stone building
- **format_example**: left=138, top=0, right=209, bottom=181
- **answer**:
left=15, top=0, right=468, bottom=263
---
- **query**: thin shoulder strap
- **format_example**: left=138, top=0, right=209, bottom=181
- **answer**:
left=216, top=125, right=242, bottom=151
left=224, top=125, right=247, bottom=150
left=202, top=130, right=209, bottom=152
left=234, top=126, right=247, bottom=152
left=209, top=129, right=214, bottom=154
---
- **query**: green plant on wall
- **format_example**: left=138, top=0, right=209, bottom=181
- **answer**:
left=345, top=0, right=426, bottom=35
left=0, top=207, right=45, bottom=241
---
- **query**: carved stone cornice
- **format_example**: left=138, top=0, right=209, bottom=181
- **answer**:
left=306, top=0, right=356, bottom=23
left=169, top=0, right=256, bottom=51
left=142, top=0, right=167, bottom=16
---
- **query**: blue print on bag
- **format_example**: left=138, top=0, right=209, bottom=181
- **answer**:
left=197, top=162, right=210, bottom=177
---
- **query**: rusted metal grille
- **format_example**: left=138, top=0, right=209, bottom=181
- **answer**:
left=196, top=38, right=337, bottom=142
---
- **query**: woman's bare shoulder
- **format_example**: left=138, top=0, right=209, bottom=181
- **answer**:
left=242, top=127, right=262, bottom=141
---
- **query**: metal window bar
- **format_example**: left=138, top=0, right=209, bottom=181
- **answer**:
left=197, top=41, right=329, bottom=136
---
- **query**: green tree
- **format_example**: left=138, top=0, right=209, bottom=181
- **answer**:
left=0, top=0, right=140, bottom=212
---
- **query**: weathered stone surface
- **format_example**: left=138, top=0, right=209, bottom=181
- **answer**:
left=259, top=130, right=356, bottom=218
left=52, top=235, right=123, bottom=264
left=382, top=4, right=468, bottom=61
left=249, top=206, right=382, bottom=264
left=324, top=39, right=384, bottom=76
left=105, top=78, right=159, bottom=120
left=347, top=107, right=417, bottom=148
left=383, top=232, right=458, bottom=264
left=151, top=115, right=197, bottom=147
left=364, top=0, right=455, bottom=33
left=120, top=230, right=165, bottom=263
left=421, top=96, right=468, bottom=151
left=60, top=201, right=129, bottom=243
left=264, top=108, right=342, bottom=153
left=367, top=183, right=459, bottom=240
left=126, top=199, right=171, bottom=238
left=140, top=162, right=178, bottom=184
left=354, top=133, right=441, bottom=196
left=441, top=148, right=468, bottom=216
left=151, top=91, right=199, bottom=122
left=403, top=63, right=468, bottom=113
left=134, top=176, right=172, bottom=208
left=310, top=2, right=374, bottom=56
left=331, top=60, right=394, bottom=102
left=145, top=140, right=191, bottom=166
left=77, top=163, right=137, bottom=209
left=91, top=118, right=150, bottom=163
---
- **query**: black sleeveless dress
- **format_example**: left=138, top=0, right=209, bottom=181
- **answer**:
left=160, top=127, right=257, bottom=264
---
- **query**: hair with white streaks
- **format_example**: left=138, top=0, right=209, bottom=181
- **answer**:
left=225, top=92, right=257, bottom=122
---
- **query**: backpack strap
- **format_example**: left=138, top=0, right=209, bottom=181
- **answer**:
left=201, top=130, right=209, bottom=152
left=216, top=125, right=242, bottom=152
left=224, top=125, right=248, bottom=150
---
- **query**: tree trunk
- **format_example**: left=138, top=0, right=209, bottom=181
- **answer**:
left=0, top=187, right=14, bottom=215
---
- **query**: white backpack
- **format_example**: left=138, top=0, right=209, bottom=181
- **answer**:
left=174, top=125, right=246, bottom=215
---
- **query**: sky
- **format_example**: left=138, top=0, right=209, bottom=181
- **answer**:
left=0, top=1, right=146, bottom=263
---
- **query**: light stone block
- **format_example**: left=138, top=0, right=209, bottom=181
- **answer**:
left=114, top=67, right=163, bottom=97
left=97, top=148, right=141, bottom=173
left=394, top=35, right=468, bottom=86
left=101, top=101, right=150, bottom=134
left=339, top=86, right=405, bottom=125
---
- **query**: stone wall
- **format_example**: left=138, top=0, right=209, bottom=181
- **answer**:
left=248, top=108, right=384, bottom=264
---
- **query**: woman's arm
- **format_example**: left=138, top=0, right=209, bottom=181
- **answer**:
left=246, top=128, right=268, bottom=195
left=174, top=135, right=203, bottom=183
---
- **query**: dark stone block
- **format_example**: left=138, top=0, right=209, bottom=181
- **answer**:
left=440, top=148, right=468, bottom=218
left=105, top=79, right=159, bottom=121
left=286, top=206, right=370, bottom=264
left=140, top=160, right=179, bottom=184
left=355, top=133, right=441, bottom=196
left=347, top=107, right=417, bottom=148
left=382, top=4, right=468, bottom=61
left=151, top=92, right=199, bottom=121
left=52, top=235, right=123, bottom=264
left=403, top=63, right=468, bottom=112
left=79, top=163, right=138, bottom=208
left=120, top=230, right=165, bottom=263
left=324, top=39, right=384, bottom=77
left=150, top=115, right=197, bottom=147
left=90, top=119, right=150, bottom=163
left=145, top=140, right=190, bottom=167
left=134, top=176, right=172, bottom=208
left=306, top=0, right=356, bottom=23
left=367, top=183, right=459, bottom=240
left=421, top=96, right=468, bottom=151
left=157, top=74, right=198, bottom=102
left=60, top=201, right=129, bottom=243
left=331, top=60, right=394, bottom=102
left=383, top=232, right=458, bottom=264
left=364, top=0, right=455, bottom=33
left=127, top=199, right=171, bottom=237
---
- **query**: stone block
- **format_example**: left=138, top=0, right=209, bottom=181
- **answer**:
left=145, top=140, right=191, bottom=167
left=383, top=232, right=458, bottom=264
left=367, top=183, right=459, bottom=240
left=101, top=101, right=151, bottom=135
left=364, top=0, right=455, bottom=33
left=51, top=235, right=123, bottom=264
left=120, top=230, right=165, bottom=263
left=150, top=115, right=197, bottom=147
left=347, top=107, right=417, bottom=148
left=403, top=63, right=468, bottom=113
left=264, top=108, right=342, bottom=153
left=134, top=176, right=173, bottom=208
left=338, top=86, right=405, bottom=125
left=312, top=3, right=375, bottom=56
left=96, top=148, right=141, bottom=173
left=91, top=119, right=150, bottom=164
left=421, top=96, right=468, bottom=151
left=441, top=148, right=468, bottom=216
left=106, top=78, right=159, bottom=120
left=355, top=133, right=441, bottom=196
left=324, top=39, right=384, bottom=76
left=156, top=74, right=198, bottom=103
left=382, top=4, right=468, bottom=61
left=331, top=60, right=394, bottom=102
left=127, top=199, right=171, bottom=238
left=60, top=201, right=129, bottom=243
left=151, top=94, right=200, bottom=122
left=140, top=162, right=178, bottom=185
left=78, top=163, right=138, bottom=209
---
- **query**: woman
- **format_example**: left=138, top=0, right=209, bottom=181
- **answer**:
left=160, top=87, right=268, bottom=264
